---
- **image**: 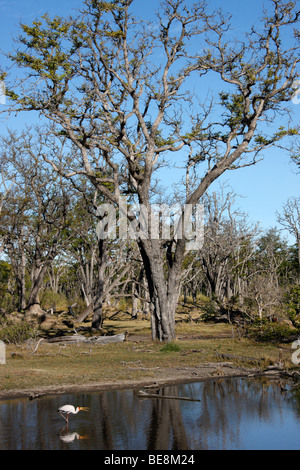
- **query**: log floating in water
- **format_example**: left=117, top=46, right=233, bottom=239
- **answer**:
left=137, top=390, right=201, bottom=402
left=46, top=332, right=126, bottom=344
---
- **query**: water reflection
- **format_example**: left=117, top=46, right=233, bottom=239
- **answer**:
left=0, top=377, right=300, bottom=450
left=146, top=386, right=189, bottom=449
left=59, top=430, right=89, bottom=443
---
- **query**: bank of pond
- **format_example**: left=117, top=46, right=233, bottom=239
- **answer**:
left=0, top=376, right=300, bottom=450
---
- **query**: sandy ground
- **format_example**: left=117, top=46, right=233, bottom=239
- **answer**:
left=0, top=361, right=258, bottom=400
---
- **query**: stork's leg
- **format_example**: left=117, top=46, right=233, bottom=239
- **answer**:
left=60, top=413, right=68, bottom=422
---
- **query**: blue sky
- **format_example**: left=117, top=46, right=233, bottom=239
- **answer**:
left=0, top=0, right=299, bottom=244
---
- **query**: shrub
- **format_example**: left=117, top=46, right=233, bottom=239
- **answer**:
left=248, top=321, right=299, bottom=343
left=0, top=320, right=37, bottom=344
left=284, top=285, right=300, bottom=328
left=201, top=300, right=220, bottom=322
left=160, top=341, right=181, bottom=352
left=40, top=289, right=69, bottom=312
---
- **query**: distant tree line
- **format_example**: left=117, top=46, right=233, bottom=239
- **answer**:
left=0, top=129, right=299, bottom=334
left=0, top=0, right=299, bottom=340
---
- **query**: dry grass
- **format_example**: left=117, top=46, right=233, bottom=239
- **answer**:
left=0, top=313, right=295, bottom=396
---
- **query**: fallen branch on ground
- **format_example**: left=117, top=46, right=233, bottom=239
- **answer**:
left=33, top=338, right=44, bottom=353
left=46, top=332, right=126, bottom=344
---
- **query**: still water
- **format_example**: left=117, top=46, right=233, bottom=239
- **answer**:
left=0, top=377, right=300, bottom=450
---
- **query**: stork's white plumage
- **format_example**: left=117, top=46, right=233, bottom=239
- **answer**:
left=57, top=404, right=89, bottom=424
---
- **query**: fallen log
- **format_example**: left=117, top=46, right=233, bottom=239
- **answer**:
left=93, top=333, right=126, bottom=344
left=46, top=332, right=126, bottom=344
left=46, top=334, right=85, bottom=343
left=137, top=390, right=201, bottom=402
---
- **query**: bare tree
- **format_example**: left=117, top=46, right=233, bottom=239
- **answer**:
left=0, top=155, right=16, bottom=256
left=200, top=187, right=259, bottom=304
left=245, top=229, right=290, bottom=319
left=277, top=197, right=300, bottom=271
left=2, top=0, right=299, bottom=340
left=0, top=131, right=72, bottom=316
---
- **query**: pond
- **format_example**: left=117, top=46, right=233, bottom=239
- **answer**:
left=0, top=377, right=300, bottom=450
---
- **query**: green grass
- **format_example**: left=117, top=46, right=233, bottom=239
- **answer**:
left=0, top=316, right=294, bottom=395
left=160, top=341, right=182, bottom=352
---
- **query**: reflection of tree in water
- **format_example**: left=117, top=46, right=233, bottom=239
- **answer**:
left=0, top=378, right=299, bottom=450
left=96, top=393, right=114, bottom=449
left=141, top=378, right=294, bottom=450
left=87, top=390, right=139, bottom=449
left=290, top=385, right=300, bottom=415
left=63, top=379, right=300, bottom=450
left=185, top=377, right=293, bottom=449
left=146, top=386, right=188, bottom=450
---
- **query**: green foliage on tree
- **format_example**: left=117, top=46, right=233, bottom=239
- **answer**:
left=285, top=285, right=300, bottom=328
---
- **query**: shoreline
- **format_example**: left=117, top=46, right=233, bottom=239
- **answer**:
left=0, top=323, right=294, bottom=402
left=0, top=364, right=259, bottom=401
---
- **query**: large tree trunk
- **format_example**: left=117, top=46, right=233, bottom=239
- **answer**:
left=7, top=231, right=27, bottom=311
left=15, top=246, right=26, bottom=311
left=25, top=262, right=49, bottom=316
left=19, top=248, right=26, bottom=310
left=91, top=238, right=107, bottom=330
left=138, top=239, right=183, bottom=342
left=79, top=247, right=96, bottom=307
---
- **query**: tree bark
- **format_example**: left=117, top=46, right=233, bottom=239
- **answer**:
left=25, top=262, right=50, bottom=316
left=6, top=232, right=27, bottom=311
left=91, top=238, right=107, bottom=330
left=138, top=238, right=183, bottom=342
